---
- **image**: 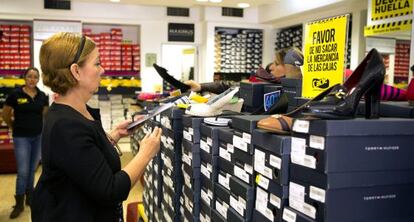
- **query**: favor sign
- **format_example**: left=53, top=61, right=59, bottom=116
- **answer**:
left=302, top=15, right=349, bottom=98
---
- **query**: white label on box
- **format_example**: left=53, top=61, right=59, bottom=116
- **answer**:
left=201, top=190, right=210, bottom=204
left=201, top=165, right=210, bottom=178
left=234, top=166, right=250, bottom=184
left=309, top=135, right=325, bottom=150
left=269, top=155, right=282, bottom=169
left=161, top=136, right=167, bottom=144
left=188, top=127, right=194, bottom=135
left=207, top=137, right=212, bottom=146
left=263, top=166, right=273, bottom=179
left=303, top=155, right=317, bottom=169
left=233, top=135, right=248, bottom=152
left=256, top=187, right=268, bottom=206
left=257, top=175, right=270, bottom=190
left=291, top=137, right=306, bottom=155
left=263, top=208, right=274, bottom=221
left=289, top=199, right=316, bottom=219
left=208, top=190, right=213, bottom=199
left=207, top=163, right=212, bottom=172
left=183, top=130, right=192, bottom=142
left=227, top=143, right=234, bottom=153
left=216, top=201, right=228, bottom=219
left=283, top=208, right=297, bottom=222
left=219, top=148, right=231, bottom=162
left=292, top=119, right=310, bottom=133
left=289, top=182, right=305, bottom=201
left=310, top=186, right=326, bottom=203
left=242, top=132, right=251, bottom=144
left=200, top=140, right=210, bottom=153
left=254, top=149, right=266, bottom=168
left=244, top=163, right=253, bottom=174
left=218, top=174, right=230, bottom=189
left=183, top=154, right=191, bottom=166
left=155, top=114, right=160, bottom=122
left=230, top=196, right=245, bottom=217
left=269, top=193, right=281, bottom=209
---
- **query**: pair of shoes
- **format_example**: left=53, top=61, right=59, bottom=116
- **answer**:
left=257, top=48, right=386, bottom=133
left=185, top=87, right=239, bottom=117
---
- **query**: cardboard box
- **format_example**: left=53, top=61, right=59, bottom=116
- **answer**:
left=291, top=118, right=414, bottom=173
left=357, top=101, right=414, bottom=118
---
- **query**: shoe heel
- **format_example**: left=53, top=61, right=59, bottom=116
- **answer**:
left=364, top=81, right=381, bottom=119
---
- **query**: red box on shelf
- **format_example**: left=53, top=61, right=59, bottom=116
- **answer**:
left=82, top=28, right=92, bottom=35
left=122, top=56, right=132, bottom=62
left=11, top=54, right=20, bottom=59
left=121, top=65, right=131, bottom=70
left=99, top=50, right=111, bottom=56
left=1, top=36, right=10, bottom=43
left=9, top=49, right=19, bottom=54
left=10, top=32, right=19, bottom=38
left=101, top=33, right=111, bottom=40
left=112, top=61, right=121, bottom=66
left=20, top=25, right=30, bottom=32
left=19, top=37, right=30, bottom=43
left=19, top=43, right=30, bottom=49
left=132, top=65, right=140, bottom=71
left=21, top=60, right=31, bottom=65
left=110, top=51, right=121, bottom=56
left=10, top=26, right=20, bottom=32
left=20, top=49, right=30, bottom=54
left=132, top=51, right=140, bottom=56
left=112, top=41, right=121, bottom=46
left=110, top=28, right=122, bottom=35
left=20, top=54, right=30, bottom=60
left=112, top=65, right=122, bottom=71
left=19, top=31, right=30, bottom=38
left=131, top=44, right=140, bottom=50
left=10, top=37, right=19, bottom=43
left=0, top=25, right=10, bottom=31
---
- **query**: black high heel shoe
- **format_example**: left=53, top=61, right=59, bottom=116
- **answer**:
left=302, top=48, right=385, bottom=119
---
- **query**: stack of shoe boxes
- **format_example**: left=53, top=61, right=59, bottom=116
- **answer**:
left=274, top=25, right=302, bottom=51
left=98, top=95, right=112, bottom=131
left=143, top=158, right=154, bottom=221
left=283, top=118, right=414, bottom=221
left=213, top=116, right=266, bottom=221
left=214, top=28, right=263, bottom=74
left=160, top=108, right=185, bottom=222
left=252, top=129, right=290, bottom=221
left=0, top=24, right=31, bottom=70
left=199, top=123, right=228, bottom=221
left=109, top=94, right=125, bottom=127
left=180, top=115, right=203, bottom=221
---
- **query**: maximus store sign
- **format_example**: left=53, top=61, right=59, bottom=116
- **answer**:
left=168, top=23, right=194, bottom=42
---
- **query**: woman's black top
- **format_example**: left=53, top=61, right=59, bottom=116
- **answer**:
left=31, top=103, right=131, bottom=222
left=4, top=86, right=49, bottom=137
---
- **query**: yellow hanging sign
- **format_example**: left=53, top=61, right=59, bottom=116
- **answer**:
left=371, top=0, right=412, bottom=21
left=302, top=15, right=349, bottom=98
left=364, top=19, right=412, bottom=36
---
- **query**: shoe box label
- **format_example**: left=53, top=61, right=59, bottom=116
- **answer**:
left=289, top=198, right=317, bottom=219
left=283, top=208, right=297, bottom=222
left=230, top=195, right=245, bottom=217
left=200, top=139, right=210, bottom=154
left=289, top=182, right=306, bottom=202
left=292, top=119, right=310, bottom=133
left=255, top=187, right=277, bottom=221
left=309, top=185, right=326, bottom=203
left=309, top=135, right=325, bottom=150
left=216, top=199, right=229, bottom=219
left=233, top=135, right=248, bottom=152
left=234, top=165, right=250, bottom=184
left=201, top=188, right=211, bottom=206
left=218, top=171, right=231, bottom=190
left=201, top=163, right=211, bottom=179
left=183, top=129, right=192, bottom=142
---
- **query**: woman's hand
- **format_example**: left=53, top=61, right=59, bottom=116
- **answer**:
left=139, top=127, right=162, bottom=160
left=184, top=80, right=201, bottom=92
left=109, top=115, right=145, bottom=142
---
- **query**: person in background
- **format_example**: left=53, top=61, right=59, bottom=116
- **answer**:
left=2, top=67, right=49, bottom=219
left=184, top=47, right=304, bottom=94
left=31, top=32, right=161, bottom=222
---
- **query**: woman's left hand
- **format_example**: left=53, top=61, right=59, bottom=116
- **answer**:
left=110, top=115, right=144, bottom=142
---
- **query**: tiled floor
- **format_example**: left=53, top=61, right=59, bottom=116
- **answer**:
left=0, top=150, right=143, bottom=222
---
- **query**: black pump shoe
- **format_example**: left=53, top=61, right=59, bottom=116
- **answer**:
left=302, top=48, right=385, bottom=119
left=153, top=64, right=191, bottom=92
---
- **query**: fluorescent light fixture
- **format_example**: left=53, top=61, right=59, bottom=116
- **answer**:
left=209, top=0, right=223, bottom=3
left=110, top=0, right=120, bottom=2
left=237, top=3, right=250, bottom=8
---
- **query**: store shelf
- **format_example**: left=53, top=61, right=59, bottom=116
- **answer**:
left=103, top=70, right=140, bottom=77
left=0, top=69, right=25, bottom=76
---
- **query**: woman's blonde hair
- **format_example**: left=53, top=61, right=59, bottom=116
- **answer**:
left=40, top=32, right=96, bottom=95
left=274, top=47, right=303, bottom=79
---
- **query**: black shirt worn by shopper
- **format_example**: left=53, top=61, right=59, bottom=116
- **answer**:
left=31, top=103, right=131, bottom=222
left=5, top=86, right=49, bottom=137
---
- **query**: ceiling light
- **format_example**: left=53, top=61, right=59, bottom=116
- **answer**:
left=209, top=0, right=223, bottom=3
left=237, top=3, right=250, bottom=8
left=110, top=0, right=120, bottom=2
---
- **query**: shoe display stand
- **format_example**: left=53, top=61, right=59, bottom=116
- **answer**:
left=285, top=118, right=414, bottom=221
left=394, top=40, right=410, bottom=83
left=274, top=25, right=303, bottom=51
left=214, top=27, right=263, bottom=82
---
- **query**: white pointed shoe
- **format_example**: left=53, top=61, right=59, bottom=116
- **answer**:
left=185, top=87, right=239, bottom=117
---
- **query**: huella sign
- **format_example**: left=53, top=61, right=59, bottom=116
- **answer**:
left=168, top=23, right=195, bottom=42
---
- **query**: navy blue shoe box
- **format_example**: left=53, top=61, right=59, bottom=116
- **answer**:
left=200, top=198, right=212, bottom=222
left=212, top=209, right=226, bottom=222
left=180, top=205, right=199, bottom=222
left=231, top=115, right=268, bottom=155
left=182, top=115, right=203, bottom=144
left=218, top=128, right=254, bottom=186
left=153, top=207, right=164, bottom=222
left=214, top=182, right=231, bottom=220
left=182, top=139, right=201, bottom=169
left=287, top=118, right=414, bottom=222
left=357, top=101, right=414, bottom=118
left=252, top=129, right=291, bottom=185
left=281, top=78, right=302, bottom=107
left=200, top=174, right=214, bottom=208
left=282, top=207, right=316, bottom=222
left=160, top=107, right=185, bottom=131
left=180, top=185, right=200, bottom=220
left=240, top=82, right=272, bottom=111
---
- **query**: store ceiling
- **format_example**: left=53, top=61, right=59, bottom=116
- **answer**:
left=73, top=0, right=278, bottom=8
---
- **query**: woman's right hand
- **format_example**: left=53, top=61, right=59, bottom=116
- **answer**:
left=184, top=80, right=201, bottom=92
left=139, top=127, right=162, bottom=160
